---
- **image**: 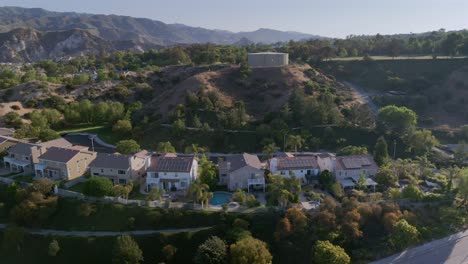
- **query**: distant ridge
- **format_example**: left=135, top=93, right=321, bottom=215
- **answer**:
left=0, top=6, right=323, bottom=46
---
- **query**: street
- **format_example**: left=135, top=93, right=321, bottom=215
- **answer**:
left=371, top=229, right=468, bottom=264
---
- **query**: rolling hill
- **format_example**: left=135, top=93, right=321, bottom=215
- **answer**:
left=0, top=6, right=322, bottom=46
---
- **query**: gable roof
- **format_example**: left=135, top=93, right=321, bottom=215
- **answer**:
left=38, top=147, right=81, bottom=163
left=39, top=138, right=73, bottom=149
left=219, top=153, right=262, bottom=173
left=148, top=156, right=195, bottom=172
left=336, top=155, right=378, bottom=171
left=90, top=153, right=130, bottom=170
left=275, top=156, right=319, bottom=170
left=8, top=142, right=37, bottom=156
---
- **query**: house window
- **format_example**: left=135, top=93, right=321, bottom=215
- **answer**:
left=175, top=173, right=178, bottom=177
left=10, top=154, right=15, bottom=158
left=93, top=173, right=100, bottom=176
left=300, top=170, right=303, bottom=173
left=181, top=181, right=187, bottom=188
left=118, top=170, right=126, bottom=175
left=280, top=171, right=285, bottom=175
left=101, top=169, right=104, bottom=173
left=153, top=173, right=159, bottom=178
left=221, top=174, right=227, bottom=177
left=118, top=179, right=127, bottom=184
left=25, top=157, right=29, bottom=161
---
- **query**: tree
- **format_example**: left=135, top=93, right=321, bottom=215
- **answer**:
left=83, top=177, right=113, bottom=197
left=389, top=219, right=419, bottom=250
left=262, top=143, right=279, bottom=159
left=375, top=165, right=398, bottom=188
left=441, top=166, right=463, bottom=193
left=233, top=189, right=247, bottom=204
left=374, top=136, right=390, bottom=165
left=3, top=112, right=23, bottom=128
left=112, top=119, right=133, bottom=137
left=338, top=145, right=368, bottom=155
left=116, top=140, right=140, bottom=154
left=10, top=180, right=57, bottom=227
left=147, top=188, right=165, bottom=201
left=112, top=235, right=144, bottom=264
left=188, top=181, right=213, bottom=208
left=458, top=168, right=468, bottom=202
left=319, top=170, right=334, bottom=188
left=313, top=240, right=350, bottom=264
left=198, top=155, right=218, bottom=189
left=38, top=128, right=60, bottom=141
left=377, top=105, right=417, bottom=136
left=286, top=135, right=304, bottom=152
left=405, top=129, right=439, bottom=156
left=48, top=239, right=60, bottom=256
left=157, top=141, right=176, bottom=153
left=441, top=32, right=463, bottom=56
left=2, top=225, right=25, bottom=252
left=194, top=236, right=227, bottom=264
left=230, top=237, right=272, bottom=264
left=162, top=244, right=177, bottom=263
left=172, top=119, right=186, bottom=136
left=401, top=185, right=423, bottom=201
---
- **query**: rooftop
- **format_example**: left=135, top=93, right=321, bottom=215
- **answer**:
left=90, top=153, right=130, bottom=170
left=219, top=153, right=262, bottom=173
left=274, top=156, right=319, bottom=170
left=38, top=147, right=81, bottom=163
left=149, top=156, right=195, bottom=172
left=336, top=155, right=378, bottom=171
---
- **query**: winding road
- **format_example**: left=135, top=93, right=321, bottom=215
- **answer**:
left=0, top=224, right=213, bottom=237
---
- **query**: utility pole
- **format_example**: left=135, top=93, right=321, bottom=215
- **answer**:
left=393, top=139, right=397, bottom=160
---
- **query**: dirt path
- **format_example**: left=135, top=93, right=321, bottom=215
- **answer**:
left=343, top=81, right=379, bottom=116
left=0, top=223, right=213, bottom=237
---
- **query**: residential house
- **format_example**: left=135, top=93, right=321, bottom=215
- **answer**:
left=218, top=153, right=264, bottom=191
left=268, top=153, right=335, bottom=184
left=3, top=138, right=73, bottom=174
left=89, top=150, right=150, bottom=185
left=34, top=147, right=97, bottom=181
left=146, top=154, right=198, bottom=191
left=335, top=155, right=379, bottom=190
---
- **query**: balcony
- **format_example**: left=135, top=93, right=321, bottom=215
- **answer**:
left=247, top=178, right=265, bottom=185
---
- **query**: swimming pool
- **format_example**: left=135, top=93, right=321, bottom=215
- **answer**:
left=210, top=192, right=232, bottom=206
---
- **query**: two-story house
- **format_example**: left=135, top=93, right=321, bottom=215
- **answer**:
left=34, top=147, right=97, bottom=181
left=218, top=153, right=265, bottom=192
left=268, top=156, right=321, bottom=184
left=89, top=150, right=150, bottom=185
left=335, top=154, right=379, bottom=189
left=3, top=137, right=73, bottom=174
left=146, top=154, right=198, bottom=191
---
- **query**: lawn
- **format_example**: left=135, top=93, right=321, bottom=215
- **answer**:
left=58, top=125, right=119, bottom=145
left=68, top=182, right=86, bottom=193
left=12, top=174, right=34, bottom=183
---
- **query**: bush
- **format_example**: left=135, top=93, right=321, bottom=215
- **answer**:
left=83, top=177, right=113, bottom=197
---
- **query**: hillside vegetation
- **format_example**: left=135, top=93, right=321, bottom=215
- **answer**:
left=320, top=59, right=468, bottom=128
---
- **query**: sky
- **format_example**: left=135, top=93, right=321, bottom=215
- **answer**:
left=1, top=0, right=468, bottom=38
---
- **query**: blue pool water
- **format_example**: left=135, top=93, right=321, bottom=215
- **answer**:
left=210, top=192, right=232, bottom=206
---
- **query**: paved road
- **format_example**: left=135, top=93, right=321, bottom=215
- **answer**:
left=343, top=81, right=379, bottom=115
left=371, top=229, right=468, bottom=264
left=0, top=224, right=213, bottom=237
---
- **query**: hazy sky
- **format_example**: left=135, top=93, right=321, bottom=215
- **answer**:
left=2, top=0, right=468, bottom=37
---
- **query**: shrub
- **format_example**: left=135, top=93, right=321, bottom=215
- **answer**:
left=83, top=177, right=113, bottom=197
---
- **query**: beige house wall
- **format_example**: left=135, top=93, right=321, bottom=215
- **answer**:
left=227, top=166, right=263, bottom=191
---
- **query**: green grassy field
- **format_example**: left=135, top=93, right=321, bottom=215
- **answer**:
left=329, top=55, right=467, bottom=61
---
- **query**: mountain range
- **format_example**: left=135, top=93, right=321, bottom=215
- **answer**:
left=0, top=6, right=323, bottom=62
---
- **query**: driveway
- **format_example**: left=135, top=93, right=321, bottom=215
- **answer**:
left=370, top=229, right=468, bottom=264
